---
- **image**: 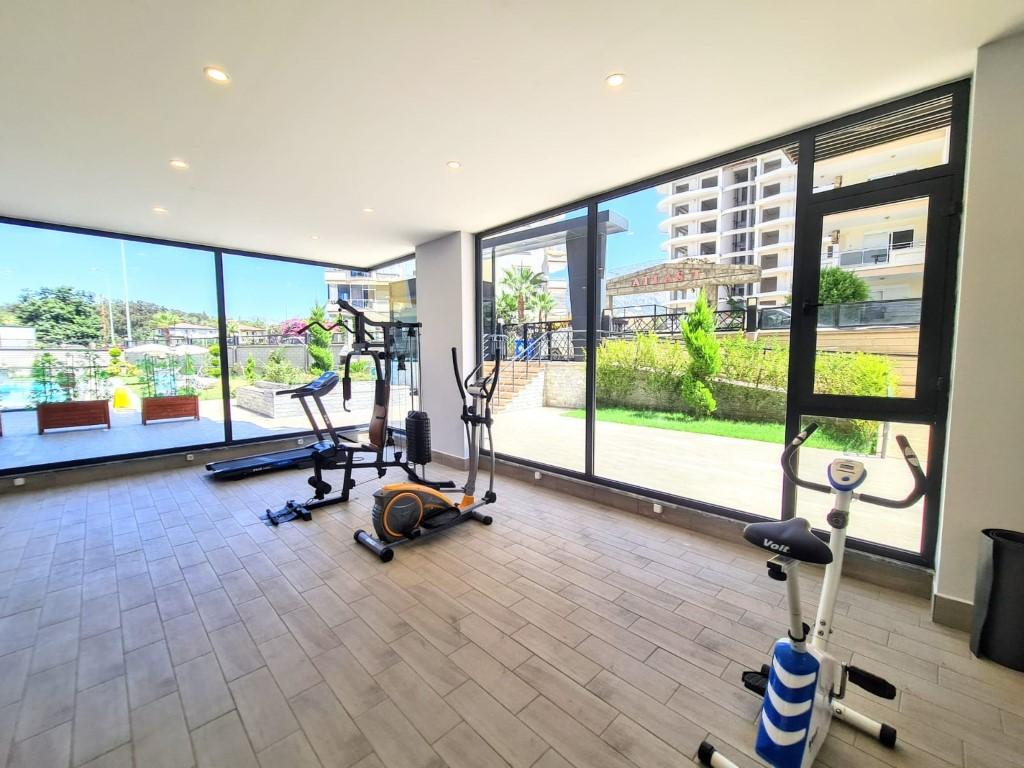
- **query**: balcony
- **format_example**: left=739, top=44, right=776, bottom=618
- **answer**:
left=757, top=164, right=799, bottom=182
left=658, top=207, right=718, bottom=231
left=755, top=214, right=796, bottom=230
left=657, top=186, right=720, bottom=211
left=756, top=189, right=797, bottom=205
left=755, top=239, right=794, bottom=254
left=824, top=241, right=926, bottom=270
left=661, top=230, right=718, bottom=250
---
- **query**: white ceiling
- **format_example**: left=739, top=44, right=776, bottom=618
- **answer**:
left=1, top=1, right=1022, bottom=268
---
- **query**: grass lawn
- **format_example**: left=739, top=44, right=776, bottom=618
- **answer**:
left=563, top=407, right=869, bottom=452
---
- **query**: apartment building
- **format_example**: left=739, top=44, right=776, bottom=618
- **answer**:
left=655, top=129, right=945, bottom=309
left=324, top=267, right=401, bottom=320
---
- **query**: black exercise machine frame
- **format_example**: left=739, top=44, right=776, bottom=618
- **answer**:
left=264, top=300, right=453, bottom=525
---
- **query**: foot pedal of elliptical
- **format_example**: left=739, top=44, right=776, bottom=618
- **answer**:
left=741, top=669, right=769, bottom=697
left=262, top=501, right=311, bottom=527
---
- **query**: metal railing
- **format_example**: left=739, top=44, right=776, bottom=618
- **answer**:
left=826, top=240, right=925, bottom=268
left=759, top=298, right=922, bottom=330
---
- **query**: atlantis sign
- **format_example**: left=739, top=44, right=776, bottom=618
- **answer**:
left=605, top=260, right=763, bottom=297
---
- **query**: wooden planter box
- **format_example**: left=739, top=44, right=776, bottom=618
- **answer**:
left=37, top=400, right=111, bottom=434
left=142, top=395, right=200, bottom=425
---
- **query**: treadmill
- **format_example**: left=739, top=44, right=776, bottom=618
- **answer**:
left=205, top=373, right=343, bottom=481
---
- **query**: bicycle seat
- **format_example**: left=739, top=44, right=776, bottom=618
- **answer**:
left=742, top=518, right=833, bottom=565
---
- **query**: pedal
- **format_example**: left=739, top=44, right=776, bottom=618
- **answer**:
left=741, top=670, right=768, bottom=697
left=847, top=666, right=897, bottom=700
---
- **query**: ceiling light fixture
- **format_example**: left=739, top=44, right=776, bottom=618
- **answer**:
left=362, top=207, right=375, bottom=214
left=605, top=73, right=626, bottom=87
left=203, top=66, right=231, bottom=84
left=311, top=234, right=320, bottom=240
left=446, top=160, right=462, bottom=169
left=152, top=206, right=168, bottom=215
left=169, top=159, right=190, bottom=170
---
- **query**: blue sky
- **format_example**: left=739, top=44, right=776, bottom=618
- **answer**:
left=601, top=186, right=667, bottom=273
left=0, top=223, right=331, bottom=323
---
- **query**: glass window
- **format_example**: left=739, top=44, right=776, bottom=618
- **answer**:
left=0, top=224, right=219, bottom=471
left=700, top=220, right=717, bottom=234
left=478, top=210, right=588, bottom=473
left=763, top=182, right=781, bottom=197
left=797, top=415, right=930, bottom=552
left=813, top=95, right=952, bottom=193
left=222, top=255, right=416, bottom=442
left=814, top=198, right=927, bottom=398
left=701, top=176, right=718, bottom=189
left=700, top=198, right=717, bottom=211
left=592, top=154, right=794, bottom=519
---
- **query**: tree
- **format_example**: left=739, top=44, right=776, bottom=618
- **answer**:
left=819, top=267, right=869, bottom=305
left=244, top=354, right=258, bottom=383
left=13, top=286, right=103, bottom=344
left=150, top=311, right=181, bottom=344
left=278, top=317, right=308, bottom=337
left=501, top=266, right=545, bottom=324
left=0, top=305, right=17, bottom=326
left=207, top=344, right=221, bottom=377
left=531, top=291, right=557, bottom=323
left=680, top=289, right=721, bottom=417
left=495, top=294, right=519, bottom=327
left=307, top=304, right=334, bottom=375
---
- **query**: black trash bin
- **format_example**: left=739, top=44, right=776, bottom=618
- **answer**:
left=970, top=529, right=1024, bottom=671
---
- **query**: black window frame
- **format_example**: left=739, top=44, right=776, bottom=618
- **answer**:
left=475, top=79, right=969, bottom=568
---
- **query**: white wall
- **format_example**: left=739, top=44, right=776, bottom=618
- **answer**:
left=414, top=232, right=476, bottom=460
left=935, top=32, right=1024, bottom=614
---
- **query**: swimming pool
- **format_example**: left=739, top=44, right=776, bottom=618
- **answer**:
left=0, top=379, right=40, bottom=409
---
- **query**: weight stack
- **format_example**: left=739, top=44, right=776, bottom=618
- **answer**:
left=405, top=411, right=433, bottom=465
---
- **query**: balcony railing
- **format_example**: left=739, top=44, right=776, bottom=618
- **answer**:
left=759, top=298, right=922, bottom=330
left=825, top=240, right=925, bottom=268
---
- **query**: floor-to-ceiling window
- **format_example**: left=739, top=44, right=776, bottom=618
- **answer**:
left=476, top=82, right=966, bottom=565
left=0, top=225, right=219, bottom=470
left=222, top=254, right=417, bottom=442
left=480, top=209, right=590, bottom=473
left=0, top=218, right=416, bottom=474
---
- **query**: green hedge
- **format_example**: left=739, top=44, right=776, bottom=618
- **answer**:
left=594, top=333, right=898, bottom=451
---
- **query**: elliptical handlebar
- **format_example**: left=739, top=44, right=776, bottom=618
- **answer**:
left=450, top=349, right=501, bottom=405
left=781, top=422, right=927, bottom=508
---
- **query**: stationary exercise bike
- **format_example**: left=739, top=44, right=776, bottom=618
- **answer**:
left=354, top=348, right=499, bottom=562
left=699, top=422, right=927, bottom=768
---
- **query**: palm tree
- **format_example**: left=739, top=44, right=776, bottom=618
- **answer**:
left=496, top=294, right=519, bottom=327
left=531, top=291, right=557, bottom=323
left=501, top=266, right=545, bottom=324
left=150, top=311, right=180, bottom=344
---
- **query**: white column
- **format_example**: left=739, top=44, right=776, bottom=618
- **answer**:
left=934, top=31, right=1024, bottom=625
left=414, top=232, right=476, bottom=462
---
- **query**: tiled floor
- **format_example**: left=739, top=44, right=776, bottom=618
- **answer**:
left=1, top=462, right=1022, bottom=768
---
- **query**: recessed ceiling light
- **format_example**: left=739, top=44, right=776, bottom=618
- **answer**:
left=605, top=73, right=626, bottom=87
left=446, top=160, right=462, bottom=169
left=311, top=234, right=320, bottom=240
left=362, top=207, right=375, bottom=214
left=152, top=206, right=168, bottom=215
left=169, top=159, right=190, bottom=170
left=203, top=66, right=231, bottom=84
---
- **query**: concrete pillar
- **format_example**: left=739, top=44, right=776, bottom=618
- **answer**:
left=933, top=31, right=1024, bottom=628
left=414, top=232, right=475, bottom=462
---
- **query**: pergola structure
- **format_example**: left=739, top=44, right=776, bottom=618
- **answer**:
left=604, top=259, right=763, bottom=311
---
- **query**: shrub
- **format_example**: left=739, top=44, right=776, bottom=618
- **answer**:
left=819, top=266, right=869, bottom=304
left=207, top=344, right=221, bottom=377
left=348, top=359, right=374, bottom=381
left=718, top=335, right=788, bottom=389
left=263, top=349, right=304, bottom=385
left=244, top=353, right=258, bottom=383
left=307, top=305, right=333, bottom=375
left=681, top=290, right=720, bottom=417
left=595, top=333, right=687, bottom=406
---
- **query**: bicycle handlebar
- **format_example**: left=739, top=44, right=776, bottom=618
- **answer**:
left=781, top=423, right=927, bottom=508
